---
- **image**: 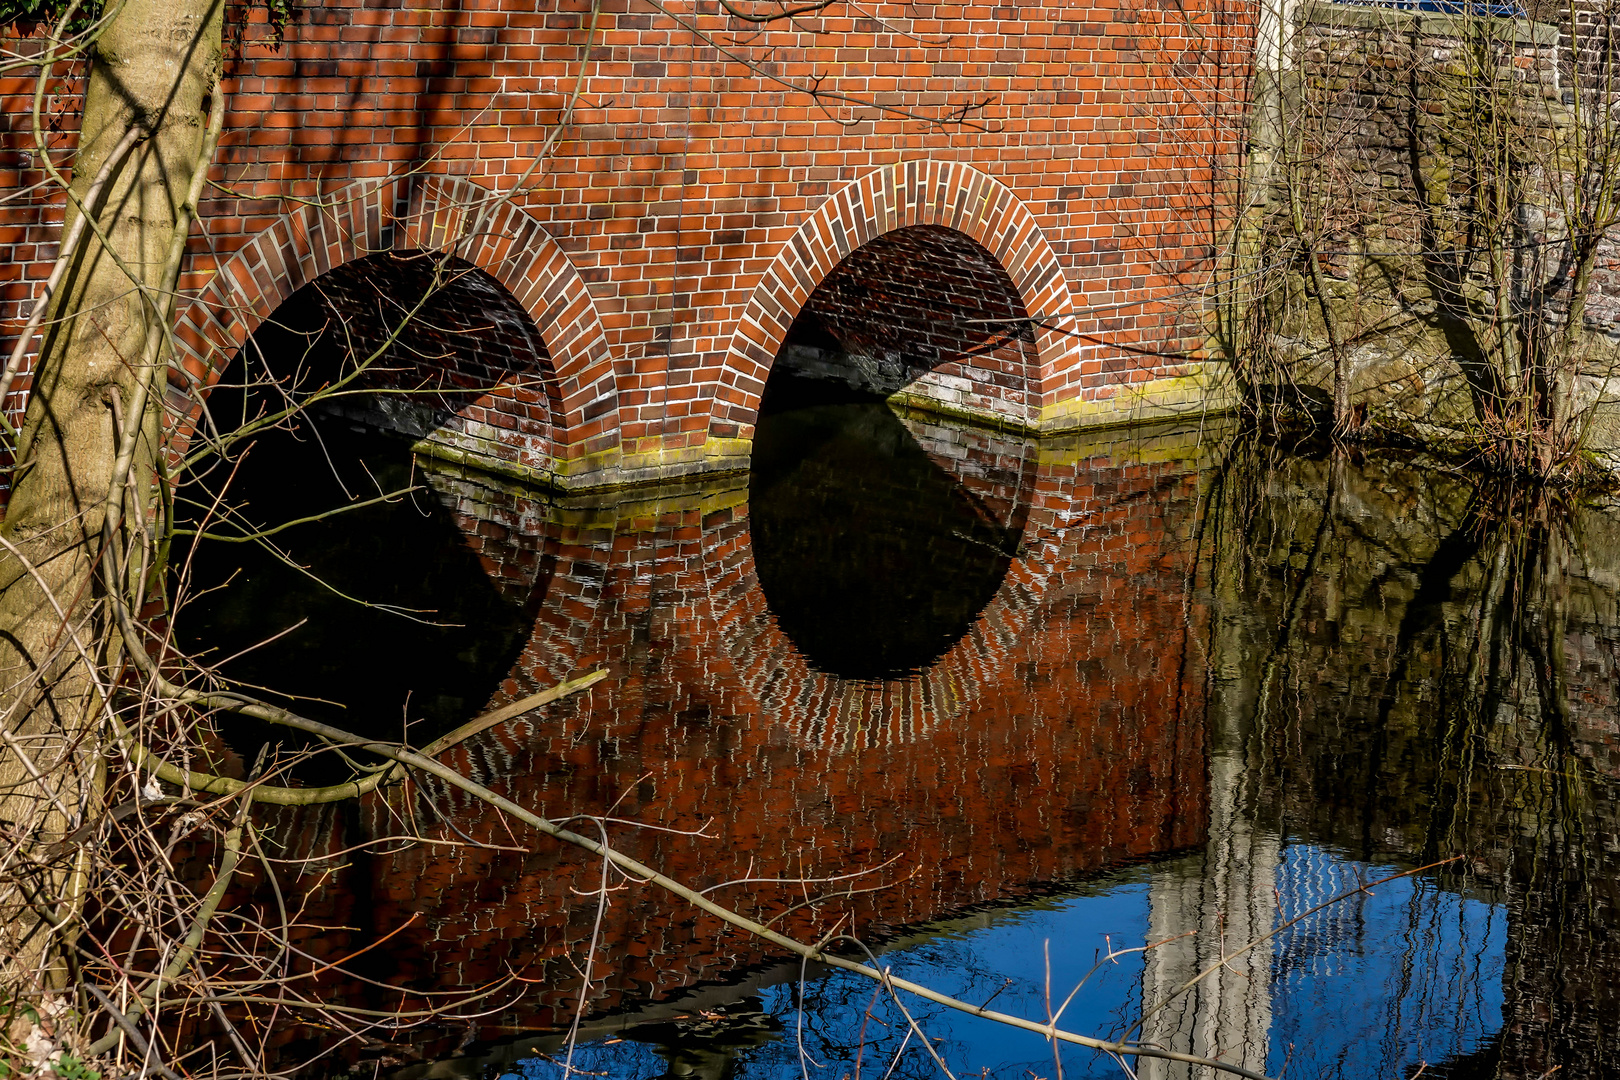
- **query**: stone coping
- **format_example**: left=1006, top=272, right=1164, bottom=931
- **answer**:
left=1299, top=0, right=1560, bottom=45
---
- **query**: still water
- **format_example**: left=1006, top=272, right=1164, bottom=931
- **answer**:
left=180, top=381, right=1620, bottom=1079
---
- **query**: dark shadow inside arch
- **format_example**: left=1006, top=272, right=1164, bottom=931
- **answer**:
left=174, top=253, right=559, bottom=779
left=206, top=249, right=562, bottom=451
left=772, top=224, right=1037, bottom=417
left=749, top=376, right=1036, bottom=682
left=748, top=226, right=1041, bottom=681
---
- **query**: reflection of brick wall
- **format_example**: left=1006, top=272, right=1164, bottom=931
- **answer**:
left=899, top=413, right=1038, bottom=530
left=250, top=434, right=1212, bottom=1062
left=1499, top=866, right=1620, bottom=1080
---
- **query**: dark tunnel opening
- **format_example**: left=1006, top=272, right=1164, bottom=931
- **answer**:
left=749, top=227, right=1038, bottom=681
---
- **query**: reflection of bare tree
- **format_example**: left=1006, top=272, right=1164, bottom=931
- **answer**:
left=1200, top=441, right=1620, bottom=1078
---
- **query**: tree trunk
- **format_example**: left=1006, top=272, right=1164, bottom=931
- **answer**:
left=1551, top=232, right=1602, bottom=453
left=0, top=0, right=222, bottom=1022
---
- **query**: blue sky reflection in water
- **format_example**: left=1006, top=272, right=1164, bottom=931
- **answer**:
left=507, top=843, right=1503, bottom=1080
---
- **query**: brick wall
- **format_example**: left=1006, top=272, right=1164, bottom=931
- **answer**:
left=1, top=0, right=1250, bottom=490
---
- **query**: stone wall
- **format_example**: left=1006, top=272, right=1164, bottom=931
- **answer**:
left=1265, top=2, right=1620, bottom=443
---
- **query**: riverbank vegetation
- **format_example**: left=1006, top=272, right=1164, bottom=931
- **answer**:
left=1215, top=0, right=1620, bottom=483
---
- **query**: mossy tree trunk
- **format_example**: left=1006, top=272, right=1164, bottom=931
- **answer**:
left=0, top=0, right=222, bottom=1026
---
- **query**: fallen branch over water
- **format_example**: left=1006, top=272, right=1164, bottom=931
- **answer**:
left=114, top=669, right=609, bottom=805
left=108, top=633, right=1272, bottom=1077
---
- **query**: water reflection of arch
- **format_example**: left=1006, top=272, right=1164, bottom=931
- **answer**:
left=417, top=419, right=1213, bottom=830
left=254, top=424, right=1215, bottom=1064
left=705, top=415, right=1044, bottom=748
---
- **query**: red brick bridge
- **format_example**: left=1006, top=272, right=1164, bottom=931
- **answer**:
left=1, top=0, right=1242, bottom=490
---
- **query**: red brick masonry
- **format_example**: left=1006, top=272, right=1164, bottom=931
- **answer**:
left=2, top=0, right=1247, bottom=489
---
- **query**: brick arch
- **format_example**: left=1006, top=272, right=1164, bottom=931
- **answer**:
left=712, top=159, right=1079, bottom=439
left=167, top=174, right=617, bottom=476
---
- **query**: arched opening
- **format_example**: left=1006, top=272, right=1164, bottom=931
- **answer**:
left=215, top=249, right=561, bottom=466
left=174, top=252, right=560, bottom=775
left=766, top=225, right=1038, bottom=427
left=749, top=226, right=1038, bottom=682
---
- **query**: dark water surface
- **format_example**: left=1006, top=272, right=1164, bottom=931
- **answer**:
left=180, top=395, right=1620, bottom=1079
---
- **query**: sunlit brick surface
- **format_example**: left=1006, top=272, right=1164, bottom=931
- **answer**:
left=1, top=0, right=1248, bottom=486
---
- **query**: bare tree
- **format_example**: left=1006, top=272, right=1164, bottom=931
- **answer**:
left=1226, top=0, right=1620, bottom=477
left=0, top=0, right=225, bottom=1033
